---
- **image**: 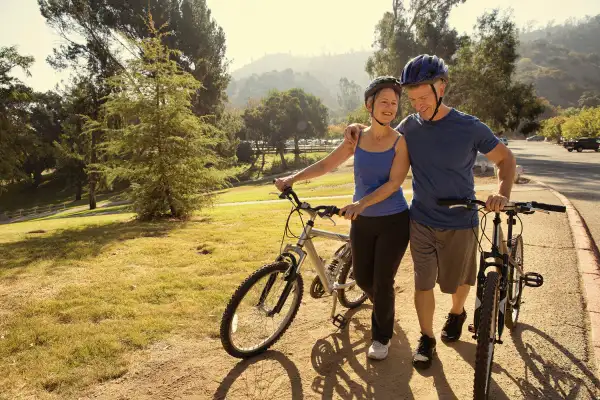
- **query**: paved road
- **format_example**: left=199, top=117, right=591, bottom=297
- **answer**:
left=510, top=140, right=600, bottom=251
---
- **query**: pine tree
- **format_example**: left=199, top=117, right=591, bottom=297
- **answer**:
left=90, top=15, right=228, bottom=220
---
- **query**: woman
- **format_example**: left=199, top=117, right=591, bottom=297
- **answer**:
left=274, top=76, right=411, bottom=360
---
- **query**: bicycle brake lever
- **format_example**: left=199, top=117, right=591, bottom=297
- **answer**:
left=325, top=215, right=336, bottom=226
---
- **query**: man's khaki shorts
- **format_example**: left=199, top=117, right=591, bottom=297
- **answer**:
left=410, top=220, right=479, bottom=294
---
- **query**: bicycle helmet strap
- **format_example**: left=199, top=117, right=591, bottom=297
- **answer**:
left=429, top=83, right=443, bottom=121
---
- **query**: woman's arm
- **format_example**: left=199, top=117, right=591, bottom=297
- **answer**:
left=341, top=136, right=410, bottom=219
left=274, top=141, right=354, bottom=191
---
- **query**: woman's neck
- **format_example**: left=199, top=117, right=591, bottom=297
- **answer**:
left=369, top=121, right=389, bottom=140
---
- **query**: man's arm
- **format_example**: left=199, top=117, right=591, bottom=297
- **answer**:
left=484, top=143, right=516, bottom=211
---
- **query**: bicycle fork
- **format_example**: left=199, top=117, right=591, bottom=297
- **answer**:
left=470, top=213, right=509, bottom=344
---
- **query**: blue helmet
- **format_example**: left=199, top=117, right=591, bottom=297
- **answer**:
left=400, top=54, right=448, bottom=87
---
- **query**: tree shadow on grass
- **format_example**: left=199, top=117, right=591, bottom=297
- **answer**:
left=0, top=218, right=205, bottom=275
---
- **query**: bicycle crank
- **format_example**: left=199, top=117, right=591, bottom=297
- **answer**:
left=523, top=272, right=544, bottom=288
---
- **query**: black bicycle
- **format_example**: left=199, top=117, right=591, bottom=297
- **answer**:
left=437, top=198, right=566, bottom=400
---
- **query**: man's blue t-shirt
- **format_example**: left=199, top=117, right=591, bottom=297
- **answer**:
left=396, top=108, right=499, bottom=229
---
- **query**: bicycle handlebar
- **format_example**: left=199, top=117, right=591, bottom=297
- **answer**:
left=275, top=184, right=345, bottom=217
left=437, top=198, right=566, bottom=213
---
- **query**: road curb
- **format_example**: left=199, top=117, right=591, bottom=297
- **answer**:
left=533, top=179, right=600, bottom=376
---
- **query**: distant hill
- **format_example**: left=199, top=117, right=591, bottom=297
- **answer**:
left=226, top=52, right=372, bottom=113
left=226, top=15, right=600, bottom=113
left=516, top=15, right=600, bottom=108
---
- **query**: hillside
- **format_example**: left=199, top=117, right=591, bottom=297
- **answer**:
left=516, top=15, right=600, bottom=108
left=226, top=15, right=600, bottom=112
left=226, top=52, right=372, bottom=112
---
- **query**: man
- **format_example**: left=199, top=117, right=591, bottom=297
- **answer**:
left=344, top=54, right=516, bottom=369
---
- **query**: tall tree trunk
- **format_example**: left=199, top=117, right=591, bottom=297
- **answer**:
left=33, top=167, right=43, bottom=189
left=278, top=147, right=287, bottom=170
left=294, top=136, right=300, bottom=165
left=75, top=180, right=82, bottom=201
left=89, top=129, right=98, bottom=210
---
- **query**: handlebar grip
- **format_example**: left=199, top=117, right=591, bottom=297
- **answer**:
left=531, top=201, right=566, bottom=213
left=437, top=198, right=469, bottom=206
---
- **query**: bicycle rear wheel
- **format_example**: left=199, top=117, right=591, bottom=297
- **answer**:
left=220, top=261, right=303, bottom=358
left=505, top=235, right=524, bottom=329
left=337, top=257, right=368, bottom=309
left=474, top=271, right=500, bottom=400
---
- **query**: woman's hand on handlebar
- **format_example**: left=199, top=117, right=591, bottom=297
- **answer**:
left=274, top=175, right=295, bottom=192
left=340, top=201, right=365, bottom=220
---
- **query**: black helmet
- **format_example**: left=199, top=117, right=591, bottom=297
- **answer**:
left=364, top=76, right=402, bottom=105
left=363, top=76, right=402, bottom=127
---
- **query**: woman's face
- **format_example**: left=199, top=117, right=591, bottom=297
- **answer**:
left=368, top=88, right=399, bottom=124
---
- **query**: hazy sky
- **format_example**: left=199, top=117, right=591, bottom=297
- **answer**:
left=2, top=0, right=599, bottom=92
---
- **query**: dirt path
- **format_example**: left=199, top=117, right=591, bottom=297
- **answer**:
left=82, top=187, right=600, bottom=400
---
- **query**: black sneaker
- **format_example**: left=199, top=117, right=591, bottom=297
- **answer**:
left=441, top=309, right=467, bottom=343
left=412, top=334, right=436, bottom=370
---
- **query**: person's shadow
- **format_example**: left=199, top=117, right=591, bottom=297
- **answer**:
left=213, top=350, right=304, bottom=399
left=309, top=304, right=464, bottom=399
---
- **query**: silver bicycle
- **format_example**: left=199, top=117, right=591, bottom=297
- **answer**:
left=220, top=187, right=368, bottom=358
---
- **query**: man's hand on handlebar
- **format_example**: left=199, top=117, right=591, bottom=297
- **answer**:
left=485, top=193, right=509, bottom=213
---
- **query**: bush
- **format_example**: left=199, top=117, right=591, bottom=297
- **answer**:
left=236, top=141, right=254, bottom=163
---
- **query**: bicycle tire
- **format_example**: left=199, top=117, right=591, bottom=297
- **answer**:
left=505, top=235, right=524, bottom=329
left=220, top=261, right=303, bottom=358
left=337, top=258, right=368, bottom=309
left=474, top=271, right=500, bottom=400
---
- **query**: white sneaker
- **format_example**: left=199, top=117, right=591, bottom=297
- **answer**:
left=367, top=340, right=390, bottom=360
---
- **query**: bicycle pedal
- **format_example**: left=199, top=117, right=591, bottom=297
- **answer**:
left=332, top=314, right=348, bottom=330
left=524, top=272, right=544, bottom=288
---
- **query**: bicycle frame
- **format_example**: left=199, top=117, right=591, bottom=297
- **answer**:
left=274, top=209, right=358, bottom=320
left=472, top=210, right=523, bottom=343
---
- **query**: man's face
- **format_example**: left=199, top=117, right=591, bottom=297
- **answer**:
left=406, top=81, right=445, bottom=120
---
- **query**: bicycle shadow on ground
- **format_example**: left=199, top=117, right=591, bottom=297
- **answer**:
left=213, top=349, right=304, bottom=399
left=310, top=305, right=461, bottom=399
left=445, top=339, right=510, bottom=400
left=499, top=323, right=600, bottom=399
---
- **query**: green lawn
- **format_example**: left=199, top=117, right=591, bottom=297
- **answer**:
left=0, top=198, right=359, bottom=398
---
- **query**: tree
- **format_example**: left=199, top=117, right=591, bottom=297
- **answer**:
left=286, top=88, right=329, bottom=164
left=54, top=78, right=98, bottom=201
left=446, top=9, right=543, bottom=132
left=0, top=46, right=34, bottom=190
left=366, top=0, right=466, bottom=79
left=578, top=91, right=600, bottom=108
left=91, top=16, right=229, bottom=220
left=561, top=107, right=600, bottom=139
left=38, top=0, right=230, bottom=117
left=22, top=91, right=66, bottom=188
left=337, top=77, right=362, bottom=114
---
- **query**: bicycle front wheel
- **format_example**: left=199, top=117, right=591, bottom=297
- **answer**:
left=505, top=235, right=524, bottom=329
left=220, top=261, right=303, bottom=358
left=474, top=271, right=500, bottom=400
